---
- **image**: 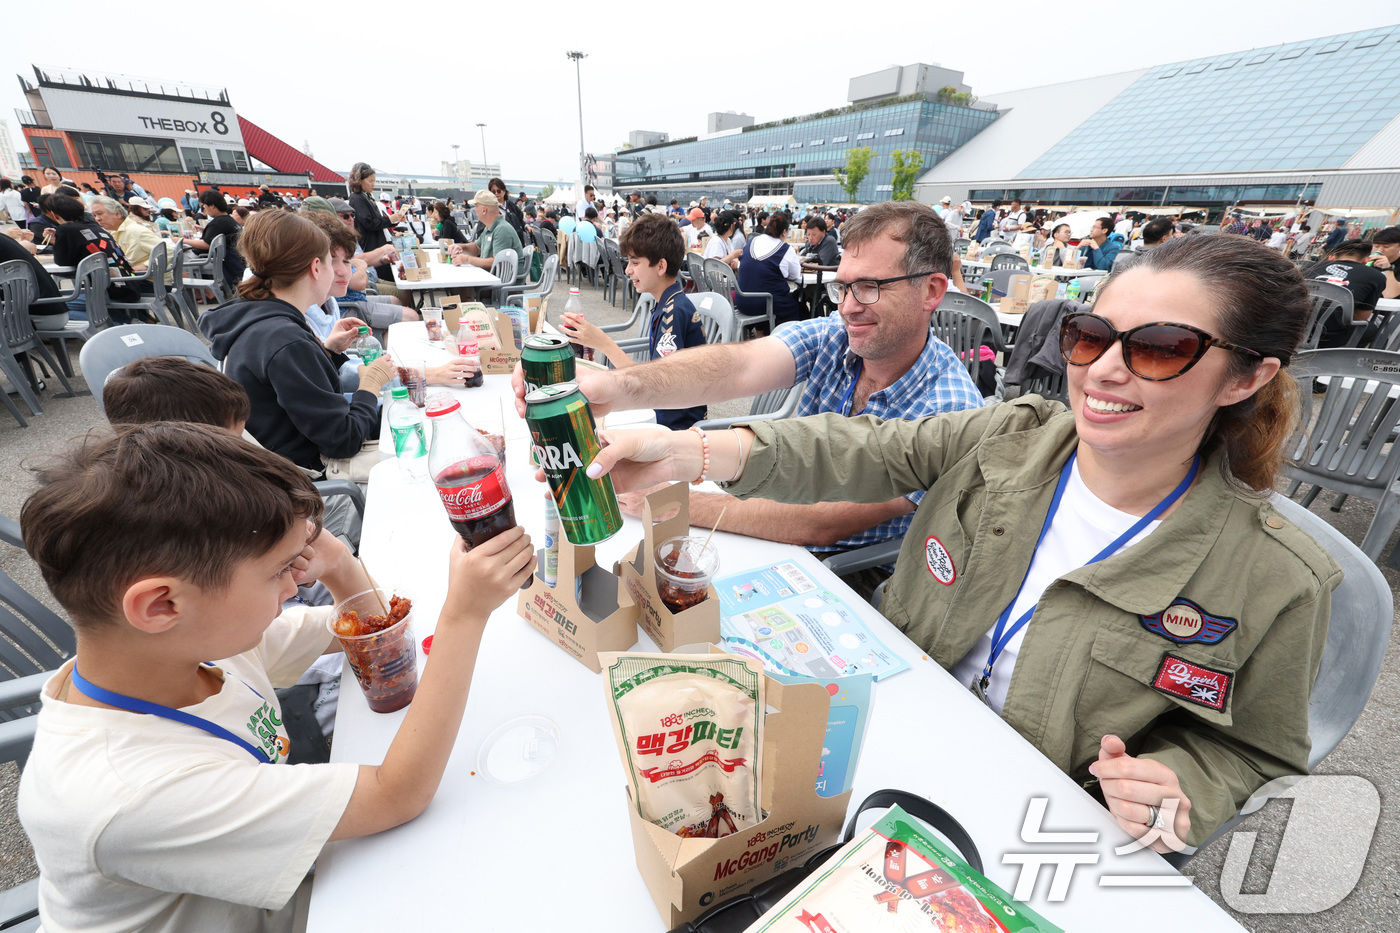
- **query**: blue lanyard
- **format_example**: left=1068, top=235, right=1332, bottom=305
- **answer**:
left=839, top=361, right=862, bottom=416
left=976, top=451, right=1200, bottom=694
left=70, top=665, right=275, bottom=763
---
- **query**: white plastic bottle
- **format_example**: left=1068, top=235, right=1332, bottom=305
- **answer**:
left=544, top=496, right=559, bottom=588
left=387, top=387, right=428, bottom=479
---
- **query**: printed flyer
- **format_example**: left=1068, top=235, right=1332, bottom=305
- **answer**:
left=716, top=562, right=909, bottom=681
left=746, top=804, right=1064, bottom=933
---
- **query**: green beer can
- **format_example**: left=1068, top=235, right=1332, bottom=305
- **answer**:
left=525, top=383, right=622, bottom=545
left=521, top=334, right=576, bottom=394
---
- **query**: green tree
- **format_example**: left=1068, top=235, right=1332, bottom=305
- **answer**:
left=539, top=184, right=555, bottom=200
left=835, top=146, right=875, bottom=202
left=888, top=150, right=924, bottom=201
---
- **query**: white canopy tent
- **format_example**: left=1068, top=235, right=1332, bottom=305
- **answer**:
left=1317, top=207, right=1394, bottom=219
left=542, top=186, right=578, bottom=206
left=1049, top=209, right=1114, bottom=239
left=743, top=195, right=798, bottom=210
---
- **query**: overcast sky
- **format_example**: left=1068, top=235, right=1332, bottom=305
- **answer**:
left=6, top=2, right=1400, bottom=185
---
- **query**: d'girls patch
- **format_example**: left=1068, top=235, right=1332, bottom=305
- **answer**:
left=1140, top=598, right=1237, bottom=645
left=1152, top=653, right=1232, bottom=712
left=924, top=536, right=955, bottom=585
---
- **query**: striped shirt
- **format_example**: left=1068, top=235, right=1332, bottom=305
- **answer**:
left=775, top=315, right=984, bottom=552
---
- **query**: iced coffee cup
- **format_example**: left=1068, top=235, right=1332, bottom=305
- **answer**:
left=655, top=536, right=720, bottom=614
left=329, top=588, right=418, bottom=713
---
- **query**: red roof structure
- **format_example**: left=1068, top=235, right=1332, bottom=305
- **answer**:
left=237, top=115, right=345, bottom=183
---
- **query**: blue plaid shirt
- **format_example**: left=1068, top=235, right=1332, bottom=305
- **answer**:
left=776, top=316, right=984, bottom=552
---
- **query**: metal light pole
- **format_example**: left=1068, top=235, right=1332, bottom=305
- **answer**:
left=476, top=123, right=488, bottom=179
left=566, top=51, right=588, bottom=190
left=451, top=143, right=459, bottom=187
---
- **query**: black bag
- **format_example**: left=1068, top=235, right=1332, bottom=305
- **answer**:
left=666, top=789, right=982, bottom=933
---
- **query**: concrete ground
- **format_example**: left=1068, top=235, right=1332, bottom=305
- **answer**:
left=0, top=280, right=1394, bottom=928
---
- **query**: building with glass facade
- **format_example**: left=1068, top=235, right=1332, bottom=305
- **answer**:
left=915, top=25, right=1400, bottom=221
left=608, top=73, right=999, bottom=205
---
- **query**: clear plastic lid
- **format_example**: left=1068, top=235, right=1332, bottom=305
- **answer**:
left=476, top=715, right=561, bottom=786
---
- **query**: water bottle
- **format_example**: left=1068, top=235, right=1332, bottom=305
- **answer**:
left=388, top=387, right=428, bottom=479
left=1066, top=278, right=1082, bottom=302
left=349, top=325, right=382, bottom=363
left=563, top=288, right=593, bottom=361
left=1056, top=280, right=1068, bottom=300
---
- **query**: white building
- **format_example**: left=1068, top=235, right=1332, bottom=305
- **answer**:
left=0, top=119, right=19, bottom=179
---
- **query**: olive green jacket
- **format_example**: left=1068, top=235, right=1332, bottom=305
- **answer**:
left=727, top=398, right=1341, bottom=846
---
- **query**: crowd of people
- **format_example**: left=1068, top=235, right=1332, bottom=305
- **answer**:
left=0, top=150, right=1389, bottom=930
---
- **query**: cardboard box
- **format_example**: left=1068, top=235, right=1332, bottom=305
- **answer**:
left=479, top=308, right=523, bottom=373
left=517, top=535, right=638, bottom=672
left=1000, top=272, right=1033, bottom=315
left=399, top=247, right=431, bottom=282
left=522, top=294, right=547, bottom=333
left=619, top=484, right=720, bottom=653
left=603, top=649, right=852, bottom=928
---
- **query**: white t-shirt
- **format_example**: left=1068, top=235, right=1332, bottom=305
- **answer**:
left=949, top=461, right=1161, bottom=714
left=704, top=233, right=738, bottom=261
left=999, top=211, right=1026, bottom=239
left=0, top=189, right=24, bottom=224
left=1114, top=218, right=1134, bottom=238
left=684, top=223, right=714, bottom=249
left=19, top=607, right=360, bottom=933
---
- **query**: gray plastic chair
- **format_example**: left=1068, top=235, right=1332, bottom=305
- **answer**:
left=987, top=268, right=1032, bottom=300
left=107, top=241, right=182, bottom=329
left=980, top=241, right=1016, bottom=257
left=953, top=237, right=972, bottom=252
left=78, top=324, right=218, bottom=412
left=988, top=253, right=1029, bottom=273
left=482, top=249, right=517, bottom=307
left=0, top=260, right=76, bottom=407
left=1164, top=491, right=1392, bottom=867
left=601, top=238, right=631, bottom=307
left=934, top=291, right=1009, bottom=385
left=503, top=253, right=558, bottom=308
left=693, top=322, right=805, bottom=430
left=704, top=258, right=775, bottom=334
left=1302, top=279, right=1361, bottom=350
left=611, top=291, right=738, bottom=363
left=35, top=252, right=114, bottom=373
left=178, top=234, right=232, bottom=308
left=683, top=252, right=707, bottom=292
left=599, top=292, right=655, bottom=340
left=1282, top=348, right=1400, bottom=559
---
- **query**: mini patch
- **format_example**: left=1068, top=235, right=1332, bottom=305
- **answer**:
left=1140, top=598, right=1237, bottom=644
left=1152, top=653, right=1232, bottom=712
left=924, top=536, right=955, bottom=585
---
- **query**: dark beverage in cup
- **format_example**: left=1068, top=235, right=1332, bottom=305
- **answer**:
left=655, top=536, right=720, bottom=614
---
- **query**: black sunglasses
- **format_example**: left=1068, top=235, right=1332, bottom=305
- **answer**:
left=1060, top=311, right=1261, bottom=381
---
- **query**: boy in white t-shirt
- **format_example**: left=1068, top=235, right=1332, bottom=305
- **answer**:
left=17, top=423, right=535, bottom=932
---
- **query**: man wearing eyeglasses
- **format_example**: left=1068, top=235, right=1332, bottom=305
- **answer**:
left=512, top=201, right=982, bottom=596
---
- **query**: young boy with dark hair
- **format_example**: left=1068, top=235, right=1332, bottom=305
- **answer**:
left=18, top=423, right=534, bottom=930
left=1303, top=237, right=1388, bottom=347
left=559, top=212, right=707, bottom=429
left=103, top=356, right=251, bottom=431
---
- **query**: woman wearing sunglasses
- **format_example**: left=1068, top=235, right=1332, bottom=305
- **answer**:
left=584, top=235, right=1337, bottom=852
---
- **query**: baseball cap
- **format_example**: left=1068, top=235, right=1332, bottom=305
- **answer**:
left=302, top=196, right=335, bottom=214
left=688, top=208, right=705, bottom=222
left=236, top=198, right=253, bottom=208
left=941, top=196, right=951, bottom=204
left=126, top=196, right=155, bottom=211
left=470, top=189, right=498, bottom=209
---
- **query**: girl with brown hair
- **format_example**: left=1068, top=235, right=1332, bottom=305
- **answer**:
left=199, top=210, right=393, bottom=476
left=585, top=234, right=1336, bottom=852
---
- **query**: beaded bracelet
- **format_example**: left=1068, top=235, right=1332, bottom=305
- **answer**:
left=689, top=425, right=711, bottom=485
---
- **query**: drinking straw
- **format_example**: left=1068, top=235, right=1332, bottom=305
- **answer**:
left=357, top=555, right=388, bottom=615
left=698, top=506, right=727, bottom=559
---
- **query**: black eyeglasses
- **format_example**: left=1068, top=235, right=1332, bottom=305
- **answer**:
left=338, top=212, right=354, bottom=219
left=1059, top=312, right=1261, bottom=381
left=826, top=271, right=936, bottom=306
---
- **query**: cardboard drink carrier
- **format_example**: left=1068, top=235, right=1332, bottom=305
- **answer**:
left=398, top=246, right=431, bottom=282
left=619, top=483, right=720, bottom=653
left=516, top=534, right=638, bottom=673
left=441, top=297, right=526, bottom=374
left=601, top=647, right=851, bottom=928
left=1000, top=272, right=1033, bottom=316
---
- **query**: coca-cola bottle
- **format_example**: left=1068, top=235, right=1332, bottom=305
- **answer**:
left=426, top=396, right=516, bottom=547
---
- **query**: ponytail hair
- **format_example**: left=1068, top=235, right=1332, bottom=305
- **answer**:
left=764, top=211, right=790, bottom=239
left=1095, top=234, right=1308, bottom=493
left=235, top=210, right=331, bottom=302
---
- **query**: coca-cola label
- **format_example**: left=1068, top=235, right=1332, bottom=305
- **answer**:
left=436, top=464, right=512, bottom=521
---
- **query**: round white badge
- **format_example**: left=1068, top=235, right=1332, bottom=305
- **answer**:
left=924, top=536, right=956, bottom=585
left=1160, top=601, right=1204, bottom=640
